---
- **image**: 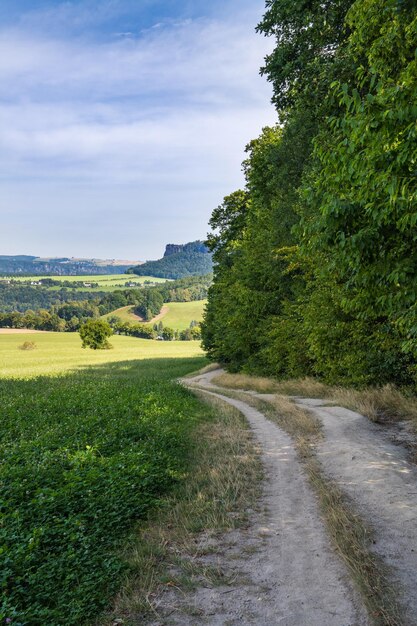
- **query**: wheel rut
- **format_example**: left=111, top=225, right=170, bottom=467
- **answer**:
left=157, top=372, right=370, bottom=626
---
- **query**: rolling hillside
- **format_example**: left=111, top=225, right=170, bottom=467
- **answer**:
left=103, top=300, right=206, bottom=330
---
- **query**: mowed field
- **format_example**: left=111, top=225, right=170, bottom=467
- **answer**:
left=103, top=299, right=207, bottom=330
left=0, top=331, right=203, bottom=378
left=160, top=300, right=206, bottom=330
left=7, top=274, right=170, bottom=292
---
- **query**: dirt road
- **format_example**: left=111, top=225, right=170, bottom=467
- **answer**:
left=295, top=398, right=417, bottom=625
left=153, top=370, right=369, bottom=625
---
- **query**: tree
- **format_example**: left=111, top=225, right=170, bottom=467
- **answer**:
left=79, top=319, right=113, bottom=350
left=162, top=327, right=174, bottom=341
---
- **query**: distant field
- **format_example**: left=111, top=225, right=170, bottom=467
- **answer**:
left=0, top=331, right=203, bottom=378
left=102, top=305, right=144, bottom=323
left=103, top=299, right=207, bottom=330
left=6, top=274, right=170, bottom=292
left=156, top=300, right=206, bottom=330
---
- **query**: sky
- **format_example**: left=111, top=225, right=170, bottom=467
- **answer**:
left=0, top=0, right=276, bottom=260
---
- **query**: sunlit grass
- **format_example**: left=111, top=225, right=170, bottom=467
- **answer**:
left=6, top=274, right=170, bottom=292
left=153, top=300, right=207, bottom=331
left=0, top=332, right=204, bottom=378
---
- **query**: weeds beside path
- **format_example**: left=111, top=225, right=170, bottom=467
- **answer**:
left=157, top=372, right=370, bottom=625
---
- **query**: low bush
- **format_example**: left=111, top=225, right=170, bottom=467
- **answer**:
left=18, top=341, right=36, bottom=350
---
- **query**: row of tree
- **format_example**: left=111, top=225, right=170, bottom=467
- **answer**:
left=202, top=0, right=417, bottom=387
left=0, top=274, right=210, bottom=333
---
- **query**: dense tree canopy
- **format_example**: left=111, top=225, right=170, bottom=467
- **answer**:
left=202, top=0, right=417, bottom=388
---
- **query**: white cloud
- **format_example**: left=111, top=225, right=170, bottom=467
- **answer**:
left=0, top=1, right=277, bottom=257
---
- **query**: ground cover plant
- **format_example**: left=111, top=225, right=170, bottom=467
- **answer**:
left=101, top=391, right=262, bottom=623
left=0, top=355, right=208, bottom=625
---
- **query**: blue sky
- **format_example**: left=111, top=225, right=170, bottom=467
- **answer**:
left=0, top=0, right=276, bottom=260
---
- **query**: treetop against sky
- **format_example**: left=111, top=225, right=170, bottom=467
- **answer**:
left=0, top=0, right=276, bottom=259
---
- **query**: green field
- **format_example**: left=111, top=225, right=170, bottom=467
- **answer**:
left=0, top=330, right=208, bottom=624
left=103, top=299, right=207, bottom=330
left=102, top=305, right=143, bottom=323
left=158, top=300, right=206, bottom=330
left=0, top=331, right=203, bottom=378
left=7, top=274, right=170, bottom=292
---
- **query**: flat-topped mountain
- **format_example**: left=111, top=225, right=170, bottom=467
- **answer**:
left=128, top=241, right=213, bottom=279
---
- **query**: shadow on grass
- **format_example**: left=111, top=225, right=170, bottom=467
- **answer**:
left=0, top=354, right=210, bottom=626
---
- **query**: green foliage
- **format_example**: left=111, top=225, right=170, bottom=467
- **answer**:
left=134, top=289, right=164, bottom=320
left=203, top=0, right=417, bottom=388
left=305, top=0, right=417, bottom=357
left=162, top=326, right=175, bottom=340
left=79, top=319, right=113, bottom=350
left=0, top=356, right=207, bottom=624
left=257, top=0, right=354, bottom=113
left=0, top=282, right=104, bottom=314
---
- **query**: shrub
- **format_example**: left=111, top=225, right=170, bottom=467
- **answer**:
left=18, top=341, right=36, bottom=350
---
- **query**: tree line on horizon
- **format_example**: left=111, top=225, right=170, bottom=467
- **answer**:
left=202, top=0, right=417, bottom=387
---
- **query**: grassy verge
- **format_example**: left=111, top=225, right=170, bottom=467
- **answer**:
left=211, top=387, right=402, bottom=626
left=1, top=356, right=211, bottom=625
left=212, top=372, right=417, bottom=430
left=100, top=391, right=262, bottom=624
left=212, top=372, right=330, bottom=397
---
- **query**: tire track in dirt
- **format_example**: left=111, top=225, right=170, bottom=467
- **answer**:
left=160, top=373, right=369, bottom=626
left=293, top=398, right=417, bottom=625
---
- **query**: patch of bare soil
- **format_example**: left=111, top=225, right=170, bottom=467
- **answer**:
left=148, top=305, right=169, bottom=325
left=0, top=328, right=49, bottom=334
left=148, top=373, right=369, bottom=625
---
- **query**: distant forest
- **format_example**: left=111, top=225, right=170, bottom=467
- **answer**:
left=128, top=241, right=213, bottom=279
left=0, top=274, right=211, bottom=333
left=202, top=0, right=417, bottom=388
left=0, top=255, right=136, bottom=276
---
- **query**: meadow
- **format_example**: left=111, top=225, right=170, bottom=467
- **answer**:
left=102, top=299, right=207, bottom=330
left=0, top=331, right=203, bottom=378
left=7, top=274, right=170, bottom=292
left=0, top=331, right=208, bottom=625
left=157, top=300, right=206, bottom=330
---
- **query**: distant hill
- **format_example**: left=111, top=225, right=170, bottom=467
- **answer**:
left=0, top=256, right=142, bottom=276
left=128, top=241, right=213, bottom=279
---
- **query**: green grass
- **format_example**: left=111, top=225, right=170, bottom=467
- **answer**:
left=0, top=356, right=208, bottom=625
left=7, top=274, right=170, bottom=292
left=102, top=305, right=143, bottom=323
left=0, top=332, right=203, bottom=378
left=102, top=300, right=207, bottom=330
left=158, top=300, right=206, bottom=331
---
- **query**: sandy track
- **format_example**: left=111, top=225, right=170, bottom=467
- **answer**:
left=0, top=328, right=49, bottom=334
left=294, top=398, right=417, bottom=625
left=148, top=305, right=169, bottom=324
left=163, top=372, right=368, bottom=626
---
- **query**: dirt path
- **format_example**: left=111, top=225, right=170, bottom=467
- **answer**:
left=148, top=305, right=169, bottom=325
left=0, top=328, right=49, bottom=334
left=165, top=371, right=369, bottom=625
left=293, top=398, right=417, bottom=625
